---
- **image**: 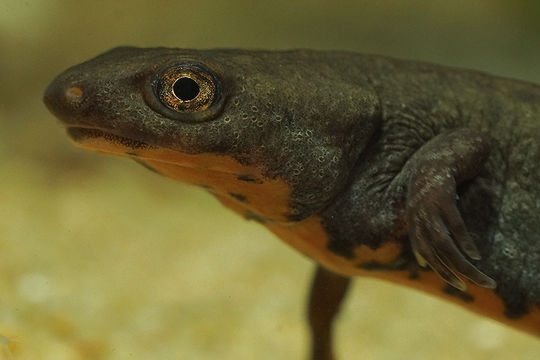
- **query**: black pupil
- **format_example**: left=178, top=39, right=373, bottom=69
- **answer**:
left=173, top=77, right=200, bottom=101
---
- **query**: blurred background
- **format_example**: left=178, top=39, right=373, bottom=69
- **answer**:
left=1, top=1, right=540, bottom=359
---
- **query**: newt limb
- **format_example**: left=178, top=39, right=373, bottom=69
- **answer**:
left=405, top=128, right=497, bottom=290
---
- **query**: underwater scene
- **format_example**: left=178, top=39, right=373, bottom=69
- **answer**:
left=1, top=1, right=540, bottom=359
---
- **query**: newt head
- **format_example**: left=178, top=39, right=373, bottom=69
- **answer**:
left=44, top=47, right=381, bottom=223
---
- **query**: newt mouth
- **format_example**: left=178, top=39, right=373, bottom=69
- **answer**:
left=66, top=127, right=153, bottom=151
left=63, top=127, right=243, bottom=176
left=63, top=127, right=275, bottom=203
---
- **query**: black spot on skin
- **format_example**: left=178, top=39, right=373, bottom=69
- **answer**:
left=407, top=267, right=420, bottom=280
left=357, top=258, right=409, bottom=272
left=286, top=210, right=309, bottom=222
left=131, top=158, right=161, bottom=174
left=195, top=183, right=214, bottom=190
left=357, top=257, right=424, bottom=280
left=442, top=285, right=474, bottom=303
left=229, top=192, right=248, bottom=203
left=503, top=303, right=529, bottom=320
left=245, top=210, right=269, bottom=224
left=327, top=240, right=356, bottom=260
left=236, top=174, right=263, bottom=184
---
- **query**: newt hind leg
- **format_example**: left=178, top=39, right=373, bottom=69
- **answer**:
left=307, top=266, right=351, bottom=360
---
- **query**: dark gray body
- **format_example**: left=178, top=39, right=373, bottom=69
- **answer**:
left=317, top=55, right=540, bottom=317
left=44, top=47, right=540, bottom=321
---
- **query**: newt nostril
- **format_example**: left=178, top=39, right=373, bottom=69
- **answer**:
left=43, top=77, right=86, bottom=120
left=65, top=86, right=84, bottom=102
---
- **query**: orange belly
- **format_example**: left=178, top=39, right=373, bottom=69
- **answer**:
left=265, top=215, right=540, bottom=337
left=69, top=134, right=540, bottom=337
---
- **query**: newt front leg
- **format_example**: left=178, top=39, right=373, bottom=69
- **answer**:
left=405, top=128, right=497, bottom=290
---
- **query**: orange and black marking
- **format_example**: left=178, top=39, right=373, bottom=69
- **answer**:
left=64, top=129, right=294, bottom=223
left=45, top=47, right=540, bottom=337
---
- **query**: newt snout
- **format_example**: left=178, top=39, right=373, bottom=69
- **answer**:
left=43, top=75, right=82, bottom=123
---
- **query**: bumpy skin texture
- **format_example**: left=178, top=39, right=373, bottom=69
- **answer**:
left=44, top=47, right=540, bottom=321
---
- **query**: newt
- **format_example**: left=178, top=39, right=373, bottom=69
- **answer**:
left=43, top=47, right=540, bottom=359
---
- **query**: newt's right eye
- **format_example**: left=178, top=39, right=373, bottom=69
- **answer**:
left=145, top=62, right=225, bottom=122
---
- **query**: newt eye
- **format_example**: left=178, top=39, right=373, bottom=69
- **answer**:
left=147, top=62, right=224, bottom=121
